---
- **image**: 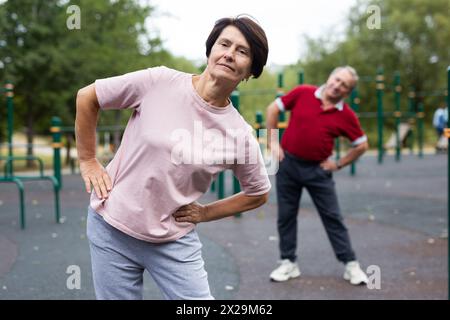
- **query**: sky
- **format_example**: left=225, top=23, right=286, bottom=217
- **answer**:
left=146, top=0, right=357, bottom=67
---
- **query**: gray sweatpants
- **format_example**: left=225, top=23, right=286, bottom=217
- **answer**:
left=86, top=207, right=213, bottom=300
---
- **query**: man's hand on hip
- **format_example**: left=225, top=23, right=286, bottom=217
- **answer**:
left=320, top=159, right=340, bottom=172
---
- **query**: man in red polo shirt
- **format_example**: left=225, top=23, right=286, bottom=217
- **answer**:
left=266, top=66, right=369, bottom=285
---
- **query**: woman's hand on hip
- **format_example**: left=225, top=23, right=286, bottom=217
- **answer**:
left=173, top=202, right=208, bottom=224
left=79, top=158, right=112, bottom=200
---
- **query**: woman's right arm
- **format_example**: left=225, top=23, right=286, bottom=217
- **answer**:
left=75, top=84, right=112, bottom=200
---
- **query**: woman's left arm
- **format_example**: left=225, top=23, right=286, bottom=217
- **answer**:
left=173, top=192, right=269, bottom=224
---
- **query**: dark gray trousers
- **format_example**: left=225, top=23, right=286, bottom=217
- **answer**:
left=276, top=152, right=356, bottom=264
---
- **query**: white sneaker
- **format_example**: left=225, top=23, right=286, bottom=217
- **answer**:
left=270, top=259, right=301, bottom=282
left=343, top=261, right=368, bottom=285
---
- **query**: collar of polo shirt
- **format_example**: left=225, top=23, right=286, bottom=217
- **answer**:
left=314, top=85, right=344, bottom=111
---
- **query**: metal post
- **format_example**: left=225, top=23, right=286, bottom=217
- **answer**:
left=417, top=102, right=424, bottom=158
left=51, top=116, right=62, bottom=188
left=217, top=172, right=225, bottom=200
left=17, top=179, right=25, bottom=229
left=5, top=82, right=14, bottom=176
left=298, top=70, right=304, bottom=85
left=255, top=111, right=264, bottom=139
left=277, top=72, right=285, bottom=142
left=231, top=90, right=241, bottom=217
left=394, top=72, right=402, bottom=162
left=350, top=88, right=360, bottom=176
left=408, top=89, right=416, bottom=155
left=376, top=68, right=384, bottom=164
left=277, top=72, right=283, bottom=89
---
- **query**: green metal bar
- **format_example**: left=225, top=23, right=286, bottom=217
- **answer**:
left=376, top=68, right=384, bottom=164
left=2, top=159, right=60, bottom=225
left=3, top=155, right=45, bottom=178
left=0, top=177, right=26, bottom=229
left=51, top=117, right=62, bottom=188
left=417, top=102, right=424, bottom=158
left=5, top=82, right=14, bottom=176
left=230, top=89, right=240, bottom=112
left=277, top=73, right=283, bottom=89
left=394, top=72, right=401, bottom=162
left=255, top=111, right=264, bottom=137
left=230, top=90, right=242, bottom=217
left=17, top=178, right=25, bottom=229
left=298, top=70, right=304, bottom=85
left=217, top=171, right=225, bottom=200
left=350, top=89, right=360, bottom=176
left=12, top=178, right=26, bottom=229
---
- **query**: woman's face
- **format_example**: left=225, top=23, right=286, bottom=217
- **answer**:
left=207, top=25, right=253, bottom=84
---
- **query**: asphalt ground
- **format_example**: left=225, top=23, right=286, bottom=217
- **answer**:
left=0, top=153, right=447, bottom=300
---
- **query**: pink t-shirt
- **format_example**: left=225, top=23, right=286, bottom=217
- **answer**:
left=90, top=66, right=271, bottom=243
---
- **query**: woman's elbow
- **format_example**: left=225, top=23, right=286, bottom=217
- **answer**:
left=76, top=84, right=99, bottom=110
left=76, top=85, right=90, bottom=100
left=257, top=192, right=270, bottom=206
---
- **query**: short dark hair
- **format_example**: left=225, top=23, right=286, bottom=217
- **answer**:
left=205, top=15, right=268, bottom=79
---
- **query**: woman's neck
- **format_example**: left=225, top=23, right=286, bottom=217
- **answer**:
left=193, top=72, right=235, bottom=108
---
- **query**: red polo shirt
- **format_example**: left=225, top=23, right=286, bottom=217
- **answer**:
left=277, top=85, right=366, bottom=162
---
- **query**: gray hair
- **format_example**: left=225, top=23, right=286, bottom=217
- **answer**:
left=330, top=66, right=359, bottom=88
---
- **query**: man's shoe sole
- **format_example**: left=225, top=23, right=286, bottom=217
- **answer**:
left=343, top=272, right=368, bottom=285
left=270, top=270, right=301, bottom=282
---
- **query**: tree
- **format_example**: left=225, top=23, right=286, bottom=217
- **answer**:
left=0, top=0, right=195, bottom=165
left=295, top=0, right=450, bottom=144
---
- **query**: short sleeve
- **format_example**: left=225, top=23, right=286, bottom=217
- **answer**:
left=343, top=109, right=367, bottom=146
left=280, top=85, right=305, bottom=111
left=94, top=67, right=165, bottom=110
left=231, top=129, right=271, bottom=196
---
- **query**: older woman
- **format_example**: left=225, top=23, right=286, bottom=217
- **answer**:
left=75, top=16, right=270, bottom=300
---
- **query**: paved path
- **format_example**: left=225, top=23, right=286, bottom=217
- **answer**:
left=0, top=154, right=447, bottom=299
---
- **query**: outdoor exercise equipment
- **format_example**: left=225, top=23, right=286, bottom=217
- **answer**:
left=0, top=83, right=60, bottom=229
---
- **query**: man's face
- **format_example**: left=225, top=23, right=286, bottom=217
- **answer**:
left=324, top=69, right=355, bottom=101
